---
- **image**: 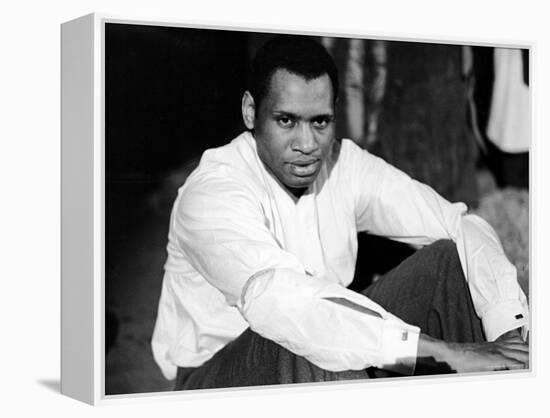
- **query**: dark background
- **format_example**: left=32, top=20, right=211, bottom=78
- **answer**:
left=105, top=23, right=529, bottom=395
left=106, top=23, right=265, bottom=394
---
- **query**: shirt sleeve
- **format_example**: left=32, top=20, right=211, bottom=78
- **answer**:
left=173, top=166, right=420, bottom=374
left=348, top=142, right=529, bottom=341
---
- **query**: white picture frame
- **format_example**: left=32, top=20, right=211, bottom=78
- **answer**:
left=60, top=12, right=532, bottom=405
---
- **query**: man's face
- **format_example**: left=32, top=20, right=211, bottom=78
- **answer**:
left=246, top=69, right=335, bottom=196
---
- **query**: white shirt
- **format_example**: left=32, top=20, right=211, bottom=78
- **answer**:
left=151, top=131, right=529, bottom=380
left=487, top=48, right=530, bottom=153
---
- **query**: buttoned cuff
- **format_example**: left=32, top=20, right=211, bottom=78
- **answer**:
left=482, top=300, right=529, bottom=341
left=379, top=318, right=420, bottom=375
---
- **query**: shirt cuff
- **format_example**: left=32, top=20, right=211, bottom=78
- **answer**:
left=482, top=300, right=529, bottom=341
left=379, top=317, right=420, bottom=375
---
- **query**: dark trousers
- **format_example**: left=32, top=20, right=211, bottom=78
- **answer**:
left=175, top=240, right=485, bottom=390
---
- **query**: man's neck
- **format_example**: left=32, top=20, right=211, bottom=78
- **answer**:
left=288, top=186, right=308, bottom=200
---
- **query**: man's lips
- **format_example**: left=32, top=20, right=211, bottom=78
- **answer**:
left=288, top=159, right=320, bottom=176
left=289, top=158, right=319, bottom=166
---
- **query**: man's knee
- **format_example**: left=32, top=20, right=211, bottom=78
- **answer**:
left=428, top=239, right=456, bottom=253
left=415, top=239, right=464, bottom=286
left=425, top=239, right=460, bottom=265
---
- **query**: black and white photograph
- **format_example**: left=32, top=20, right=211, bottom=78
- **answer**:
left=4, top=0, right=550, bottom=416
left=104, top=21, right=530, bottom=395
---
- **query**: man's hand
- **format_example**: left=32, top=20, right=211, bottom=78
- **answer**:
left=416, top=332, right=529, bottom=374
left=495, top=327, right=523, bottom=342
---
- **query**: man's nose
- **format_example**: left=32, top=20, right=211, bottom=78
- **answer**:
left=291, top=123, right=317, bottom=154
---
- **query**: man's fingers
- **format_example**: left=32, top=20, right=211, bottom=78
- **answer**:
left=501, top=336, right=526, bottom=344
left=502, top=351, right=529, bottom=368
left=502, top=337, right=524, bottom=345
left=495, top=328, right=523, bottom=343
left=491, top=362, right=524, bottom=371
left=498, top=348, right=529, bottom=364
left=488, top=354, right=528, bottom=371
left=499, top=342, right=529, bottom=353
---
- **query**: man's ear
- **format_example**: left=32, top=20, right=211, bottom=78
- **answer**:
left=242, top=91, right=256, bottom=130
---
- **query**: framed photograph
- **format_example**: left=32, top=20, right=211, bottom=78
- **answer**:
left=61, top=13, right=531, bottom=405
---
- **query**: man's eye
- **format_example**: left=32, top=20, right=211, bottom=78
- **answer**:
left=277, top=117, right=294, bottom=127
left=312, top=119, right=330, bottom=129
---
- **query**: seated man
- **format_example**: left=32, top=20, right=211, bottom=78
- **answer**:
left=151, top=35, right=529, bottom=390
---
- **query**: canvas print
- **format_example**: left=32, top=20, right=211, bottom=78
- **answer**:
left=104, top=21, right=530, bottom=395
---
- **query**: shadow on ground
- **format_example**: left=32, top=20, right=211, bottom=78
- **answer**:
left=37, top=379, right=61, bottom=394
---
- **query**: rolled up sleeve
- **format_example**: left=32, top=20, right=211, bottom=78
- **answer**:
left=241, top=268, right=420, bottom=373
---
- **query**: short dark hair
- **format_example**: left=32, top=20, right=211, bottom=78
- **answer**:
left=248, top=35, right=339, bottom=109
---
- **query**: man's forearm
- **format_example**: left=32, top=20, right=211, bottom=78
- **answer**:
left=415, top=334, right=455, bottom=374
